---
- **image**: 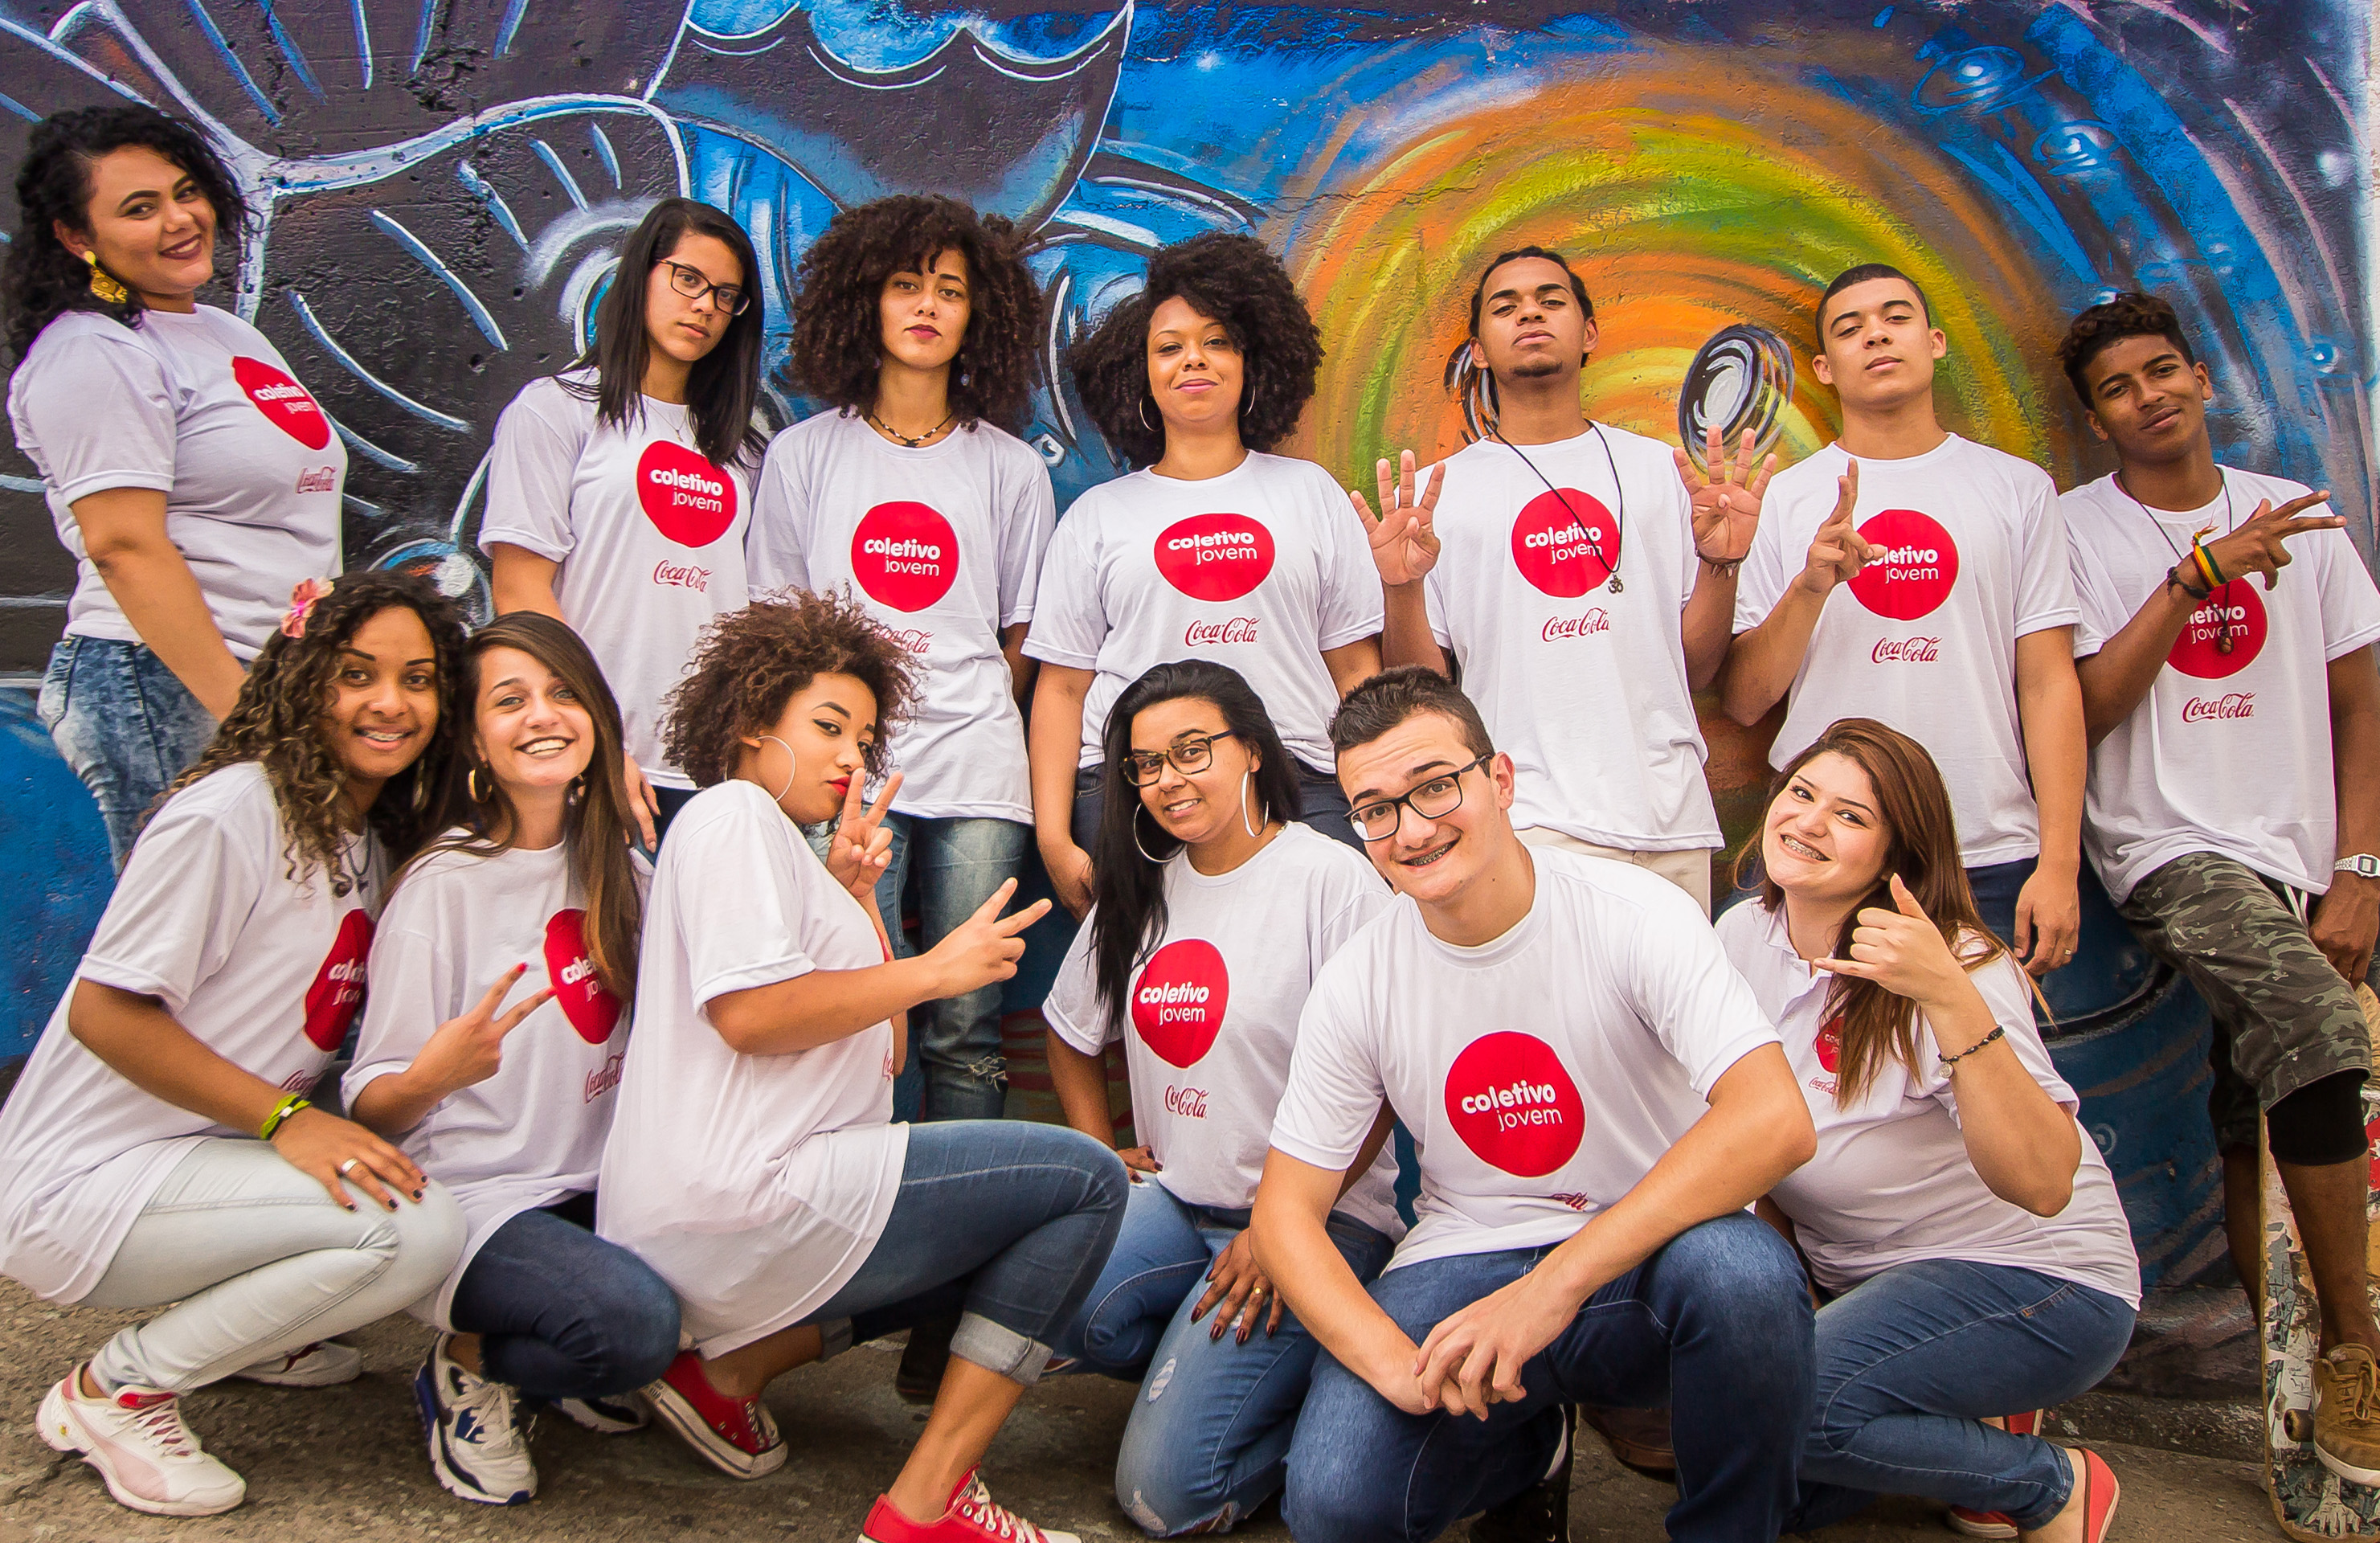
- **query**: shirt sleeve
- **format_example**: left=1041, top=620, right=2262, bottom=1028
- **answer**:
left=1040, top=912, right=1116, bottom=1054
left=743, top=431, right=813, bottom=597
left=477, top=382, right=589, bottom=563
left=15, top=328, right=178, bottom=503
left=669, top=799, right=819, bottom=1013
left=1022, top=501, right=1107, bottom=669
left=2012, top=468, right=2081, bottom=637
left=1313, top=465, right=1388, bottom=651
left=998, top=449, right=1058, bottom=629
left=1733, top=475, right=1794, bottom=635
left=76, top=783, right=267, bottom=1016
left=342, top=907, right=449, bottom=1119
left=2313, top=524, right=2380, bottom=662
left=1931, top=952, right=2075, bottom=1122
left=1269, top=956, right=1389, bottom=1171
left=1665, top=470, right=1699, bottom=611
left=1313, top=853, right=1392, bottom=964
left=1625, top=883, right=1781, bottom=1097
left=2063, top=516, right=2124, bottom=660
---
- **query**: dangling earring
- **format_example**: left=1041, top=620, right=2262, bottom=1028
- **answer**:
left=468, top=764, right=492, bottom=804
left=411, top=768, right=431, bottom=813
left=83, top=251, right=128, bottom=305
left=1239, top=372, right=1259, bottom=420
left=759, top=734, right=799, bottom=805
left=566, top=771, right=584, bottom=808
left=1239, top=768, right=1261, bottom=839
left=1131, top=805, right=1169, bottom=866
left=1139, top=396, right=1158, bottom=433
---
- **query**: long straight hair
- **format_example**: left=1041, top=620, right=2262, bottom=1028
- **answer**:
left=563, top=197, right=767, bottom=471
left=419, top=612, right=644, bottom=1004
left=1733, top=717, right=2012, bottom=1105
left=1090, top=661, right=1303, bottom=1039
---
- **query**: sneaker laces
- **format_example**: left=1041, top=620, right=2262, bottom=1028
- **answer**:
left=448, top=1364, right=526, bottom=1446
left=953, top=1485, right=1049, bottom=1541
left=2337, top=1352, right=2380, bottom=1424
left=124, top=1395, right=200, bottom=1460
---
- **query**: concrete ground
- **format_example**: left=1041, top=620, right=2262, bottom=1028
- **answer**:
left=0, top=1284, right=2285, bottom=1542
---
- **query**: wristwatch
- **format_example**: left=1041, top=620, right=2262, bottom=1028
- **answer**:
left=2337, top=854, right=2380, bottom=881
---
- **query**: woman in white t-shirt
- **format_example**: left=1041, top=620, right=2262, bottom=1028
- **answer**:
left=5, top=106, right=348, bottom=866
left=596, top=591, right=1126, bottom=1543
left=480, top=197, right=768, bottom=847
left=1041, top=659, right=1401, bottom=1537
left=1028, top=233, right=1384, bottom=919
left=1715, top=718, right=2137, bottom=1543
left=0, top=570, right=470, bottom=1519
left=753, top=194, right=1056, bottom=1127
left=345, top=612, right=676, bottom=1507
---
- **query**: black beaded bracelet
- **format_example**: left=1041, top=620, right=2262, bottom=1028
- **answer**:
left=1938, top=1025, right=2006, bottom=1070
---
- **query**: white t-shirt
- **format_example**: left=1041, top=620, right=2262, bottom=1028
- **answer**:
left=1734, top=436, right=2079, bottom=865
left=346, top=837, right=652, bottom=1329
left=2065, top=469, right=2380, bottom=903
left=1422, top=428, right=1719, bottom=851
left=1714, top=901, right=2141, bottom=1306
left=1270, top=848, right=1780, bottom=1270
left=0, top=764, right=381, bottom=1303
left=595, top=780, right=907, bottom=1355
left=747, top=411, right=1053, bottom=822
left=477, top=374, right=754, bottom=790
left=1044, top=823, right=1403, bottom=1237
left=1025, top=452, right=1383, bottom=771
left=8, top=307, right=346, bottom=659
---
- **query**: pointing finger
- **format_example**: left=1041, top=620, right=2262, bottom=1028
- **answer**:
left=861, top=770, right=904, bottom=823
left=971, top=877, right=1021, bottom=922
left=995, top=898, right=1055, bottom=937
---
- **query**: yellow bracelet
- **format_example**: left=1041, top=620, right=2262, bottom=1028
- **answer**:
left=2191, top=542, right=2222, bottom=592
left=257, top=1094, right=310, bottom=1141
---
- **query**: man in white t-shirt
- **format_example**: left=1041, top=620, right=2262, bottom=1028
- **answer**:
left=2055, top=291, right=2380, bottom=1478
left=1352, top=248, right=1773, bottom=914
left=1251, top=667, right=1817, bottom=1542
left=1724, top=264, right=2087, bottom=980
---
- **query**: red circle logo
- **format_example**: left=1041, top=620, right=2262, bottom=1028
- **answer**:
left=1442, top=1031, right=1586, bottom=1177
left=2166, top=584, right=2267, bottom=678
left=850, top=501, right=960, bottom=612
left=1848, top=509, right=1960, bottom=620
left=544, top=908, right=622, bottom=1046
left=1153, top=515, right=1275, bottom=602
left=1815, top=1015, right=1842, bottom=1074
left=232, top=356, right=331, bottom=450
left=302, top=909, right=374, bottom=1051
left=1510, top=489, right=1621, bottom=597
left=636, top=440, right=738, bottom=547
left=1130, top=939, right=1229, bottom=1069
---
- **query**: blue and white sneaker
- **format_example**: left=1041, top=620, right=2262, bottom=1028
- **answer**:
left=552, top=1391, right=648, bottom=1434
left=414, top=1335, right=535, bottom=1505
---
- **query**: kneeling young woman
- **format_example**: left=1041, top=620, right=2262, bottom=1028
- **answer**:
left=1043, top=661, right=1401, bottom=1536
left=596, top=591, right=1127, bottom=1543
left=346, top=612, right=678, bottom=1505
left=1715, top=718, right=2138, bottom=1543
left=0, top=571, right=469, bottom=1517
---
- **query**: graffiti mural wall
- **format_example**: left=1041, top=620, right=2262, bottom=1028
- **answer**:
left=0, top=0, right=2370, bottom=1292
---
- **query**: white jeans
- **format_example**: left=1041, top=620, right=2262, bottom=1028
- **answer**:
left=80, top=1138, right=464, bottom=1394
left=1515, top=827, right=1715, bottom=915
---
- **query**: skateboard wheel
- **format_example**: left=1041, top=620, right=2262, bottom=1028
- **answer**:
left=2284, top=1409, right=2316, bottom=1443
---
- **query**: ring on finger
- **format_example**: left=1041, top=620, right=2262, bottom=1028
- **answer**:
left=337, top=1158, right=360, bottom=1176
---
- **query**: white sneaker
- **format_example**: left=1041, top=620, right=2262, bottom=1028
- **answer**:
left=553, top=1390, right=649, bottom=1434
left=234, top=1340, right=362, bottom=1388
left=36, top=1366, right=246, bottom=1516
left=413, top=1335, right=536, bottom=1504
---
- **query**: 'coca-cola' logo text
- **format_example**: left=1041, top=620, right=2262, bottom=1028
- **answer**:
left=1541, top=610, right=1612, bottom=642
left=636, top=440, right=738, bottom=546
left=1511, top=489, right=1620, bottom=596
left=652, top=560, right=710, bottom=592
left=1153, top=515, right=1276, bottom=601
left=233, top=357, right=333, bottom=449
left=2166, top=584, right=2268, bottom=678
left=1848, top=509, right=1959, bottom=620
left=1163, top=1084, right=1208, bottom=1119
left=585, top=1052, right=624, bottom=1104
left=852, top=501, right=961, bottom=612
left=1871, top=636, right=1941, bottom=663
left=1131, top=939, right=1229, bottom=1068
left=302, top=909, right=375, bottom=1050
left=2181, top=692, right=2256, bottom=722
left=881, top=627, right=933, bottom=656
left=1444, top=1031, right=1586, bottom=1177
left=1184, top=616, right=1260, bottom=647
left=546, top=909, right=623, bottom=1045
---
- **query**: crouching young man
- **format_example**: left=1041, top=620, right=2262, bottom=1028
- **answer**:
left=1252, top=666, right=1818, bottom=1542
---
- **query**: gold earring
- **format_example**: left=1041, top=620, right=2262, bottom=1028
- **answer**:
left=84, top=252, right=128, bottom=305
left=468, top=765, right=491, bottom=804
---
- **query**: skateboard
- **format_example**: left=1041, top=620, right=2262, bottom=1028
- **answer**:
left=2259, top=984, right=2380, bottom=1539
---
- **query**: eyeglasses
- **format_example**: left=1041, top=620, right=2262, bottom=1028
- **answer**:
left=1123, top=731, right=1239, bottom=786
left=1349, top=753, right=1495, bottom=842
left=657, top=260, right=750, bottom=316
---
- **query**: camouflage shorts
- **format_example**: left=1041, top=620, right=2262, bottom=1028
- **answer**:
left=2116, top=851, right=2372, bottom=1152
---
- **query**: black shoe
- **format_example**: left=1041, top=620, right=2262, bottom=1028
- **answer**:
left=894, top=1308, right=961, bottom=1406
left=1470, top=1404, right=1572, bottom=1543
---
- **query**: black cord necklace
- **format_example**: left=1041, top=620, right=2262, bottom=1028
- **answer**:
left=867, top=409, right=955, bottom=448
left=2116, top=468, right=2239, bottom=654
left=1489, top=419, right=1626, bottom=594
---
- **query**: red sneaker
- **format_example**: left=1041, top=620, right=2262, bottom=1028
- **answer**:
left=2071, top=1448, right=2120, bottom=1543
left=641, top=1351, right=784, bottom=1479
left=859, top=1468, right=1080, bottom=1542
left=1944, top=1508, right=2016, bottom=1539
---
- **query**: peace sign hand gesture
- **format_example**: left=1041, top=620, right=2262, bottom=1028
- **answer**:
left=1814, top=874, right=1969, bottom=1010
left=1351, top=450, right=1444, bottom=587
left=923, top=878, right=1052, bottom=997
left=405, top=964, right=554, bottom=1103
left=2202, top=489, right=2345, bottom=592
left=825, top=770, right=902, bottom=904
left=1794, top=460, right=1876, bottom=599
left=1675, top=424, right=1777, bottom=567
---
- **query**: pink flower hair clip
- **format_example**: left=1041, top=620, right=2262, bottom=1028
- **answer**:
left=281, top=577, right=333, bottom=640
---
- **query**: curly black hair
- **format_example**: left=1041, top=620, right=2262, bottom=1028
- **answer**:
left=1066, top=231, right=1323, bottom=470
left=661, top=588, right=920, bottom=789
left=785, top=194, right=1045, bottom=434
left=2, top=105, right=251, bottom=360
left=171, top=570, right=471, bottom=894
left=2055, top=290, right=2196, bottom=407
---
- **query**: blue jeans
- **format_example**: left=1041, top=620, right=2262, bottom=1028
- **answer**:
left=1965, top=857, right=2034, bottom=961
left=802, top=1120, right=1127, bottom=1383
left=448, top=1195, right=681, bottom=1402
left=1051, top=1181, right=1394, bottom=1536
left=871, top=814, right=1031, bottom=1121
left=1070, top=762, right=1361, bottom=857
left=1284, top=1213, right=1814, bottom=1542
left=1785, top=1259, right=2136, bottom=1532
left=39, top=636, right=219, bottom=870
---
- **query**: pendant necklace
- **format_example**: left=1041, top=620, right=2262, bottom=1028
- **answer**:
left=869, top=410, right=955, bottom=448
left=1490, top=419, right=1626, bottom=594
left=2118, top=469, right=2238, bottom=653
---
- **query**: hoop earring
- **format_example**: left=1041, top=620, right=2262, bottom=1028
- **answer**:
left=468, top=765, right=491, bottom=804
left=1139, top=396, right=1158, bottom=433
left=1131, top=804, right=1169, bottom=866
left=1239, top=372, right=1259, bottom=420
left=760, top=734, right=798, bottom=806
left=411, top=768, right=430, bottom=814
left=1240, top=768, right=1260, bottom=840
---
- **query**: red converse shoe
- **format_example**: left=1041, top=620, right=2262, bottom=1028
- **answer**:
left=859, top=1468, right=1080, bottom=1542
left=641, top=1351, right=784, bottom=1478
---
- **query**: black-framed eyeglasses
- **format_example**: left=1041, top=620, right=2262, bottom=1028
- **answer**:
left=1348, top=753, right=1495, bottom=842
left=657, top=260, right=750, bottom=316
left=1123, top=731, right=1239, bottom=786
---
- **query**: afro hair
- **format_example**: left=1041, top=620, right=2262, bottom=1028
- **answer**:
left=660, top=589, right=920, bottom=789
